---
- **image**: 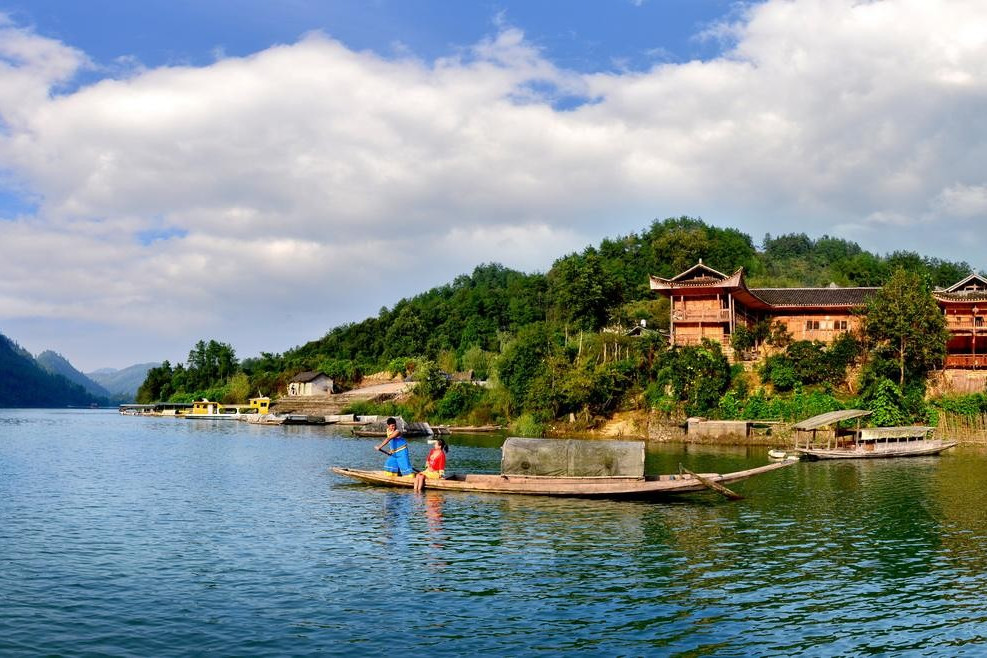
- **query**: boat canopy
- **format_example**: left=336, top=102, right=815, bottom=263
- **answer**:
left=500, top=437, right=645, bottom=478
left=858, top=426, right=934, bottom=440
left=793, top=409, right=872, bottom=431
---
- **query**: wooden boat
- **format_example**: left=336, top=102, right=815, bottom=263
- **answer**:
left=792, top=410, right=957, bottom=460
left=353, top=420, right=434, bottom=438
left=352, top=429, right=431, bottom=438
left=331, top=460, right=794, bottom=498
left=442, top=425, right=504, bottom=433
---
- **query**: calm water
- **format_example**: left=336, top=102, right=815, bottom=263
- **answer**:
left=3, top=410, right=987, bottom=656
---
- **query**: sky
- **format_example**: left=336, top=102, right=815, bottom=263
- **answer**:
left=2, top=0, right=987, bottom=372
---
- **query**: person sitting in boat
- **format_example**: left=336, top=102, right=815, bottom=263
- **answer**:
left=414, top=438, right=448, bottom=492
left=375, top=417, right=415, bottom=477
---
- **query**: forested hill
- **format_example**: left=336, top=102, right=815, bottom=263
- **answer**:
left=88, top=363, right=160, bottom=400
left=36, top=350, right=111, bottom=399
left=0, top=333, right=104, bottom=408
left=238, top=217, right=973, bottom=391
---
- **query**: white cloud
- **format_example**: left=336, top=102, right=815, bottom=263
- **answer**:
left=3, top=0, right=987, bottom=369
left=932, top=183, right=987, bottom=218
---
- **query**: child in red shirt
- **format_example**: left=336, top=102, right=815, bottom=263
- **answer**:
left=414, top=438, right=448, bottom=492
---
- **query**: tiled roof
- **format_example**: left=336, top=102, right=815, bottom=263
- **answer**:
left=943, top=273, right=987, bottom=293
left=681, top=275, right=724, bottom=285
left=750, top=287, right=879, bottom=307
left=290, top=371, right=328, bottom=383
left=934, top=291, right=987, bottom=302
left=651, top=269, right=743, bottom=290
left=670, top=261, right=730, bottom=282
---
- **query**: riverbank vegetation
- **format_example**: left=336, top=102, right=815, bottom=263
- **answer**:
left=137, top=217, right=987, bottom=433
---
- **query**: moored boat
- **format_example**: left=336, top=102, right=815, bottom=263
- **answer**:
left=793, top=410, right=957, bottom=460
left=186, top=396, right=272, bottom=420
left=352, top=418, right=433, bottom=437
left=185, top=399, right=242, bottom=419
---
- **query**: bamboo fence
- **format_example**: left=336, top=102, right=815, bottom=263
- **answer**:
left=937, top=412, right=987, bottom=444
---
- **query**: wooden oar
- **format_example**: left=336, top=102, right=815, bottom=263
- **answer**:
left=680, top=465, right=744, bottom=500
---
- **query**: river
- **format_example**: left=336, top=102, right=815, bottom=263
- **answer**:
left=2, top=409, right=986, bottom=656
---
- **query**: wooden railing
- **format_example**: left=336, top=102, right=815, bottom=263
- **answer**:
left=946, top=317, right=985, bottom=330
left=946, top=355, right=987, bottom=368
left=672, top=309, right=731, bottom=322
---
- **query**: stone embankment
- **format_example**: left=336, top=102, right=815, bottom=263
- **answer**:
left=270, top=382, right=412, bottom=415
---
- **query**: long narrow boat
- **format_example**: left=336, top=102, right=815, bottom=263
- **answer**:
left=792, top=410, right=957, bottom=460
left=797, top=441, right=957, bottom=460
left=331, top=460, right=795, bottom=498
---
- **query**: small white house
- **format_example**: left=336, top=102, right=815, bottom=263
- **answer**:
left=287, top=371, right=334, bottom=396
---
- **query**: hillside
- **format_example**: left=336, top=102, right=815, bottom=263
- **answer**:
left=88, top=362, right=159, bottom=400
left=142, top=219, right=979, bottom=426
left=0, top=333, right=102, bottom=408
left=37, top=350, right=111, bottom=398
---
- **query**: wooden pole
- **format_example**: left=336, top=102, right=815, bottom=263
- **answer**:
left=680, top=465, right=744, bottom=500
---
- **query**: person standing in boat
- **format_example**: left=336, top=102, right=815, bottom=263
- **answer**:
left=414, top=438, right=448, bottom=492
left=376, top=417, right=415, bottom=476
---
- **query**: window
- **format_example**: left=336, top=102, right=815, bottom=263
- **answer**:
left=836, top=320, right=848, bottom=331
left=977, top=317, right=984, bottom=328
left=805, top=320, right=820, bottom=331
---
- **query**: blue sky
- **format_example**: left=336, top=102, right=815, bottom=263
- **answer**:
left=1, top=0, right=986, bottom=372
left=13, top=1, right=738, bottom=72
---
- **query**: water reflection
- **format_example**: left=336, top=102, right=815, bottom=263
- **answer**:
left=418, top=493, right=448, bottom=579
left=7, top=411, right=987, bottom=655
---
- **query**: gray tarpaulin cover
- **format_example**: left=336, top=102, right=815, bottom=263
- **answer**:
left=500, top=437, right=645, bottom=477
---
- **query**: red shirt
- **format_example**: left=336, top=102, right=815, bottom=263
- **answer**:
left=426, top=449, right=446, bottom=472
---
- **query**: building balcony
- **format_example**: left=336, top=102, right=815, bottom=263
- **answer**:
left=671, top=309, right=732, bottom=323
left=946, top=317, right=986, bottom=331
left=945, top=354, right=987, bottom=369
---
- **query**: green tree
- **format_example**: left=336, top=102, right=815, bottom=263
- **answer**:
left=413, top=359, right=449, bottom=402
left=547, top=248, right=619, bottom=330
left=225, top=372, right=251, bottom=403
left=383, top=306, right=428, bottom=360
left=136, top=360, right=173, bottom=403
left=654, top=339, right=732, bottom=416
left=863, top=268, right=948, bottom=387
left=495, top=323, right=555, bottom=414
left=867, top=378, right=906, bottom=426
left=461, top=345, right=493, bottom=380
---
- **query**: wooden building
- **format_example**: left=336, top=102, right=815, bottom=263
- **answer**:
left=649, top=261, right=876, bottom=360
left=651, top=261, right=987, bottom=370
left=933, top=274, right=987, bottom=369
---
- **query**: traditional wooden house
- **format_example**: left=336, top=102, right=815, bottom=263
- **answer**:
left=933, top=274, right=987, bottom=369
left=651, top=261, right=987, bottom=371
left=287, top=371, right=334, bottom=396
left=649, top=261, right=878, bottom=360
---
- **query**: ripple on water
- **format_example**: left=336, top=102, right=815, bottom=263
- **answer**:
left=3, top=412, right=987, bottom=655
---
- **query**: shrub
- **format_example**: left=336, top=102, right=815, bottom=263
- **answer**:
left=866, top=378, right=906, bottom=426
left=434, top=383, right=484, bottom=421
left=413, top=359, right=449, bottom=401
left=510, top=413, right=545, bottom=438
left=653, top=339, right=731, bottom=416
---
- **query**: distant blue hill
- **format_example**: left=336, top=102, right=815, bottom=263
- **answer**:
left=37, top=350, right=112, bottom=399
left=87, top=362, right=159, bottom=401
left=0, top=333, right=102, bottom=408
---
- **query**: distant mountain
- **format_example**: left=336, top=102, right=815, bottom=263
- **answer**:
left=87, top=362, right=159, bottom=400
left=0, top=333, right=102, bottom=408
left=36, top=350, right=111, bottom=398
